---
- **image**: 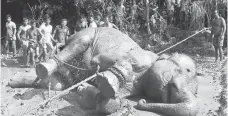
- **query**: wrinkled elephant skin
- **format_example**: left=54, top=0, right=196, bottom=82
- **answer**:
left=136, top=53, right=199, bottom=116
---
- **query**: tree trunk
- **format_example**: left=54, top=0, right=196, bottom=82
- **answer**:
left=145, top=0, right=151, bottom=34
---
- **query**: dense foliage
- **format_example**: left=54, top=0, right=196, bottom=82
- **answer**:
left=7, top=0, right=227, bottom=48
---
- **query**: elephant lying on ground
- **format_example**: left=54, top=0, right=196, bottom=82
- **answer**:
left=135, top=53, right=199, bottom=116
left=16, top=27, right=199, bottom=116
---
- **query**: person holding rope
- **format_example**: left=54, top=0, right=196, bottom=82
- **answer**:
left=210, top=10, right=226, bottom=63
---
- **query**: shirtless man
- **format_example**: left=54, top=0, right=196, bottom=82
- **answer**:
left=210, top=10, right=226, bottom=63
left=5, top=14, right=17, bottom=57
left=53, top=19, right=70, bottom=53
left=26, top=20, right=42, bottom=66
left=17, top=18, right=31, bottom=62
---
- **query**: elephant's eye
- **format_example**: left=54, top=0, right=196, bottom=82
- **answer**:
left=187, top=69, right=191, bottom=72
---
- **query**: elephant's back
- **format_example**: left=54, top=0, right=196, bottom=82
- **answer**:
left=92, top=27, right=142, bottom=56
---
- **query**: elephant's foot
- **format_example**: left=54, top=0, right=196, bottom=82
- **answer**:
left=96, top=70, right=120, bottom=98
left=76, top=83, right=100, bottom=109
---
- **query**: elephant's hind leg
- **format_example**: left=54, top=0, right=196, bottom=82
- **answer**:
left=36, top=35, right=93, bottom=79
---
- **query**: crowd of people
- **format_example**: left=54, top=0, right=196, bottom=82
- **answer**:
left=2, top=0, right=226, bottom=68
left=3, top=14, right=118, bottom=67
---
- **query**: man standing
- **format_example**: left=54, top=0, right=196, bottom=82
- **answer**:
left=210, top=10, right=226, bottom=63
left=5, top=14, right=17, bottom=57
left=75, top=16, right=88, bottom=33
left=95, top=15, right=104, bottom=27
left=180, top=0, right=190, bottom=29
left=116, top=0, right=126, bottom=29
left=174, top=0, right=181, bottom=26
left=17, top=18, right=31, bottom=61
left=88, top=15, right=97, bottom=28
left=165, top=0, right=175, bottom=25
left=106, top=1, right=113, bottom=23
left=103, top=16, right=118, bottom=29
left=39, top=17, right=56, bottom=62
left=26, top=20, right=42, bottom=66
left=128, top=0, right=138, bottom=23
left=53, top=18, right=70, bottom=53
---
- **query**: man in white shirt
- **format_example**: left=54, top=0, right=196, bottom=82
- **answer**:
left=5, top=14, right=17, bottom=57
left=88, top=15, right=97, bottom=28
left=17, top=18, right=31, bottom=62
left=39, top=17, right=56, bottom=62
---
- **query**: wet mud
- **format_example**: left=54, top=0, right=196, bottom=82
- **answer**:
left=1, top=55, right=227, bottom=116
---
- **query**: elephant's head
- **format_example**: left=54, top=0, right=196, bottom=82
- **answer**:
left=168, top=53, right=199, bottom=95
left=137, top=53, right=199, bottom=116
left=168, top=53, right=197, bottom=78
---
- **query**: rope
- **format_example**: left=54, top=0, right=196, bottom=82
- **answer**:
left=156, top=27, right=211, bottom=55
left=54, top=55, right=91, bottom=71
left=18, top=73, right=97, bottom=116
left=53, top=28, right=100, bottom=71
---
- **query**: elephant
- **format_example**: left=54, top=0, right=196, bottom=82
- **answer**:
left=31, top=27, right=200, bottom=116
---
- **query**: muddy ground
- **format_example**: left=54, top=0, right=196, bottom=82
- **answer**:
left=1, top=33, right=227, bottom=116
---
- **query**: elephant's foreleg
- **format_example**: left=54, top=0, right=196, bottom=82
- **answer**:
left=8, top=72, right=68, bottom=91
left=137, top=98, right=199, bottom=116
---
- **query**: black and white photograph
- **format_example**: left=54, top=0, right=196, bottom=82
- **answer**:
left=1, top=0, right=227, bottom=116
